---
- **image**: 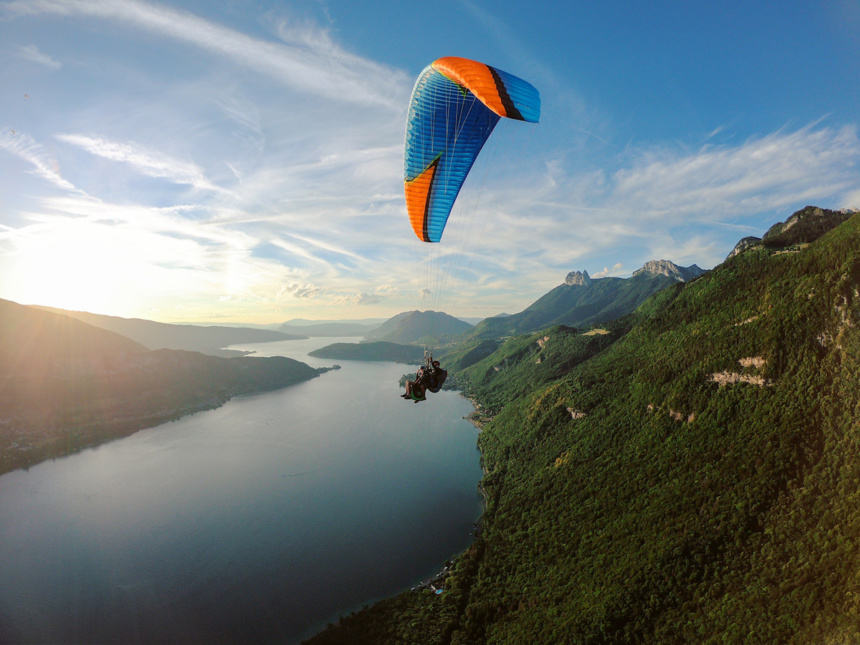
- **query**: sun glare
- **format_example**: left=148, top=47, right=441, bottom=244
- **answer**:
left=4, top=221, right=132, bottom=314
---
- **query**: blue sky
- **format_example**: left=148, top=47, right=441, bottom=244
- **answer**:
left=1, top=0, right=858, bottom=323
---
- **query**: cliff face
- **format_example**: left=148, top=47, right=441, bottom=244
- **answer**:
left=469, top=264, right=688, bottom=341
left=632, top=259, right=705, bottom=282
left=725, top=207, right=853, bottom=261
left=564, top=270, right=592, bottom=286
left=727, top=236, right=763, bottom=259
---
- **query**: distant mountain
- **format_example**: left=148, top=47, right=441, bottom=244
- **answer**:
left=277, top=321, right=382, bottom=337
left=308, top=341, right=424, bottom=363
left=0, top=299, right=322, bottom=476
left=365, top=310, right=473, bottom=344
left=0, top=298, right=147, bottom=374
left=282, top=317, right=388, bottom=326
left=632, top=260, right=705, bottom=282
left=468, top=260, right=704, bottom=340
left=34, top=306, right=305, bottom=357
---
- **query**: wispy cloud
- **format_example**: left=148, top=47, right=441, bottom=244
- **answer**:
left=330, top=292, right=384, bottom=306
left=282, top=282, right=321, bottom=299
left=56, top=134, right=231, bottom=194
left=18, top=44, right=61, bottom=69
left=2, top=0, right=410, bottom=108
left=0, top=130, right=76, bottom=191
left=445, top=122, right=860, bottom=288
left=607, top=124, right=859, bottom=221
left=285, top=232, right=365, bottom=263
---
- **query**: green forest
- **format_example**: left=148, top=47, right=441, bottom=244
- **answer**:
left=306, top=211, right=860, bottom=644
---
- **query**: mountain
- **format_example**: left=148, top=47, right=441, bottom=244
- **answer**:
left=0, top=298, right=147, bottom=373
left=726, top=205, right=853, bottom=259
left=277, top=321, right=382, bottom=337
left=468, top=260, right=704, bottom=340
left=282, top=317, right=388, bottom=326
left=307, top=209, right=860, bottom=643
left=34, top=306, right=305, bottom=357
left=365, top=310, right=473, bottom=344
left=632, top=259, right=705, bottom=281
left=0, top=299, right=323, bottom=476
left=761, top=205, right=852, bottom=248
left=726, top=235, right=763, bottom=259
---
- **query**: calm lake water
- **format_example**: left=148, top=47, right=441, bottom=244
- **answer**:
left=0, top=338, right=483, bottom=644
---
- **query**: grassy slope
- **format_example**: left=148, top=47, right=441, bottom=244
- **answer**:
left=307, top=215, right=860, bottom=644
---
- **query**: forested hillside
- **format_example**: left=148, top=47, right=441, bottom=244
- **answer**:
left=307, top=210, right=860, bottom=644
left=0, top=299, right=324, bottom=476
left=367, top=310, right=473, bottom=344
left=309, top=340, right=424, bottom=363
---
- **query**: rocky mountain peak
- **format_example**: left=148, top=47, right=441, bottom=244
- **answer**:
left=633, top=260, right=705, bottom=282
left=727, top=236, right=763, bottom=259
left=761, top=206, right=851, bottom=248
left=565, top=270, right=592, bottom=286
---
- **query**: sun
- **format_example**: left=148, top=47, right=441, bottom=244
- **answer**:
left=0, top=212, right=183, bottom=316
left=2, top=222, right=120, bottom=313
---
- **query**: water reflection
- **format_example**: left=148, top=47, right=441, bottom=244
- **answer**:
left=0, top=339, right=482, bottom=644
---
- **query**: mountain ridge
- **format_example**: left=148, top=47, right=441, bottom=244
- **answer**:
left=306, top=207, right=860, bottom=643
left=468, top=259, right=704, bottom=341
left=34, top=305, right=305, bottom=357
left=365, top=310, right=473, bottom=344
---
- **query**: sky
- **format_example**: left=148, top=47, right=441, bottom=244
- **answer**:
left=1, top=0, right=858, bottom=323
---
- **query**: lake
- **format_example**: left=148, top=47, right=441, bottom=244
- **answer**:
left=0, top=338, right=483, bottom=644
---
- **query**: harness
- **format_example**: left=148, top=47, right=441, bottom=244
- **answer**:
left=410, top=352, right=446, bottom=401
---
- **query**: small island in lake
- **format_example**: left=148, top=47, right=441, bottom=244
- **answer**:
left=308, top=341, right=425, bottom=363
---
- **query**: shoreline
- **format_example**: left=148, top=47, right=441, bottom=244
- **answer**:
left=0, top=368, right=330, bottom=479
left=405, top=390, right=490, bottom=598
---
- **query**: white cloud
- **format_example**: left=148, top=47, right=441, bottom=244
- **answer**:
left=608, top=124, right=860, bottom=221
left=330, top=292, right=383, bottom=306
left=0, top=130, right=77, bottom=191
left=283, top=282, right=321, bottom=299
left=494, top=123, right=860, bottom=274
left=842, top=191, right=860, bottom=211
left=56, top=134, right=230, bottom=193
left=283, top=232, right=367, bottom=264
left=18, top=44, right=61, bottom=69
left=592, top=263, right=624, bottom=278
left=2, top=0, right=410, bottom=109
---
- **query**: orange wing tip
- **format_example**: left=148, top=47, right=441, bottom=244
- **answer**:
left=405, top=159, right=440, bottom=242
left=431, top=57, right=509, bottom=118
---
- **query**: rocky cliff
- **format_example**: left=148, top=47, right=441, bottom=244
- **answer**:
left=632, top=259, right=705, bottom=282
left=564, top=270, right=592, bottom=286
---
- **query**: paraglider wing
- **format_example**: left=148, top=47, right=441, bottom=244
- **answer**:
left=404, top=57, right=540, bottom=243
